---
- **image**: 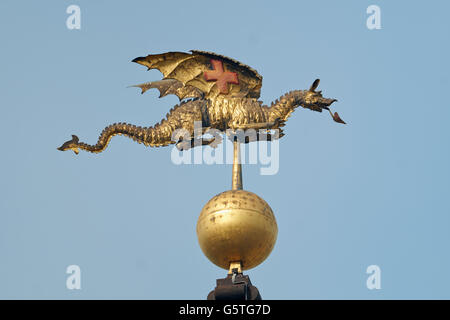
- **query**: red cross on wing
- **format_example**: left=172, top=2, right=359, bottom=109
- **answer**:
left=204, top=59, right=239, bottom=94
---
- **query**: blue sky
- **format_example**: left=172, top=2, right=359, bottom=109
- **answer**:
left=0, top=0, right=449, bottom=299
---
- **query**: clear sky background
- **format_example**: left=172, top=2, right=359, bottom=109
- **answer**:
left=0, top=0, right=449, bottom=299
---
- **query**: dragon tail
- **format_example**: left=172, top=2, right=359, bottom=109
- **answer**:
left=57, top=122, right=175, bottom=154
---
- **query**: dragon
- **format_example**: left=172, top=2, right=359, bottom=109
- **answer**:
left=58, top=50, right=345, bottom=154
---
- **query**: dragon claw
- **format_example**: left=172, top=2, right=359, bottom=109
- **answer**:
left=176, top=140, right=191, bottom=151
left=273, top=118, right=286, bottom=128
left=208, top=136, right=223, bottom=148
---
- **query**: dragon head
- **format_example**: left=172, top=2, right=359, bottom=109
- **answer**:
left=57, top=135, right=80, bottom=154
left=303, top=79, right=345, bottom=124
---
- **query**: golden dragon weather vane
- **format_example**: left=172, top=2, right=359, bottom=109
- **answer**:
left=58, top=50, right=347, bottom=298
left=57, top=50, right=345, bottom=154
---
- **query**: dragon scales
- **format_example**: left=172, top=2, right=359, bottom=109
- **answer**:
left=58, top=51, right=345, bottom=154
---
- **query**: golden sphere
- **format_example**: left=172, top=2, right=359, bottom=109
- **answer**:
left=196, top=190, right=278, bottom=271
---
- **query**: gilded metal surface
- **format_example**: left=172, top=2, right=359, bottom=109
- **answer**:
left=228, top=261, right=243, bottom=274
left=57, top=50, right=345, bottom=154
left=196, top=189, right=278, bottom=271
left=231, top=141, right=243, bottom=191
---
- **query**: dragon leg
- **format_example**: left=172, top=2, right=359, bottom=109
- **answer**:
left=229, top=118, right=284, bottom=131
left=226, top=130, right=284, bottom=144
left=225, top=116, right=285, bottom=144
left=175, top=135, right=223, bottom=151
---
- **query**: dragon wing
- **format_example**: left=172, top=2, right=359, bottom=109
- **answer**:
left=131, top=50, right=263, bottom=100
left=130, top=79, right=204, bottom=100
